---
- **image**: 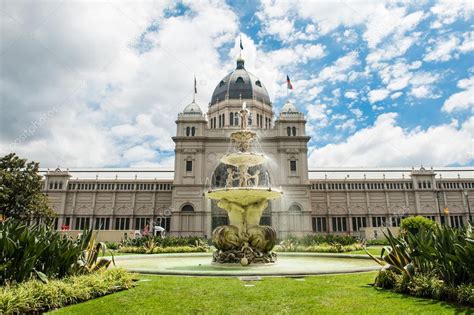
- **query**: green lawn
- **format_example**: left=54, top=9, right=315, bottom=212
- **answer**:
left=51, top=272, right=470, bottom=314
left=346, top=246, right=384, bottom=256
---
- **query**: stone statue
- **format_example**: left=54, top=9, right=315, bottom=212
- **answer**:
left=239, top=102, right=248, bottom=130
left=225, top=167, right=236, bottom=187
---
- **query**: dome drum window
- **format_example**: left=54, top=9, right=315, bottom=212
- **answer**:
left=181, top=204, right=195, bottom=212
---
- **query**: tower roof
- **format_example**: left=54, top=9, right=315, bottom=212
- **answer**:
left=182, top=101, right=202, bottom=115
left=210, top=58, right=271, bottom=106
left=281, top=101, right=298, bottom=113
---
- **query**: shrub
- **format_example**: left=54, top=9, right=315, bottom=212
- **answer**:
left=371, top=223, right=474, bottom=305
left=275, top=243, right=364, bottom=253
left=278, top=235, right=358, bottom=247
left=374, top=269, right=399, bottom=289
left=0, top=219, right=113, bottom=285
left=400, top=216, right=436, bottom=235
left=118, top=245, right=208, bottom=254
left=456, top=284, right=474, bottom=305
left=122, top=235, right=207, bottom=248
left=105, top=241, right=120, bottom=250
left=0, top=219, right=82, bottom=285
left=0, top=268, right=134, bottom=314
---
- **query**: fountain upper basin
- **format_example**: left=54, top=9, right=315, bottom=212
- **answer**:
left=220, top=152, right=266, bottom=168
left=206, top=188, right=282, bottom=206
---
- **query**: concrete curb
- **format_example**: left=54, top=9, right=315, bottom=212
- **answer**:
left=125, top=266, right=380, bottom=277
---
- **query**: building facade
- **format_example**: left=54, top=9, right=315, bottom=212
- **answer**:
left=43, top=58, right=474, bottom=238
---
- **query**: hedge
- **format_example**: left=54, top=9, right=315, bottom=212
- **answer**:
left=118, top=245, right=209, bottom=254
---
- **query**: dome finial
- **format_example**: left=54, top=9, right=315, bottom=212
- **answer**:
left=236, top=57, right=245, bottom=69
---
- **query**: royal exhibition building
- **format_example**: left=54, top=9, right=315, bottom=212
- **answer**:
left=42, top=58, right=473, bottom=239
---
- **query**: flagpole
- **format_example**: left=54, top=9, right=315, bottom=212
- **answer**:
left=239, top=34, right=242, bottom=59
left=193, top=75, right=196, bottom=102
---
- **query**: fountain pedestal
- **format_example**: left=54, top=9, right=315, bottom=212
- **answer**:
left=206, top=103, right=282, bottom=265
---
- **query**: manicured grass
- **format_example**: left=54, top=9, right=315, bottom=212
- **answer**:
left=51, top=272, right=470, bottom=314
left=346, top=246, right=384, bottom=256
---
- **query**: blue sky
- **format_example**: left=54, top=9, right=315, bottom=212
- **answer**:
left=1, top=0, right=473, bottom=168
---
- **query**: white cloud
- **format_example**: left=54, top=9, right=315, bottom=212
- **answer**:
left=309, top=113, right=474, bottom=167
left=368, top=89, right=390, bottom=103
left=459, top=31, right=474, bottom=53
left=372, top=61, right=440, bottom=99
left=424, top=31, right=474, bottom=63
left=344, top=90, right=358, bottom=99
left=424, top=36, right=460, bottom=62
left=335, top=119, right=356, bottom=132
left=430, top=0, right=474, bottom=29
left=391, top=91, right=403, bottom=99
left=350, top=108, right=363, bottom=119
left=319, top=51, right=359, bottom=83
left=0, top=0, right=240, bottom=167
left=409, top=86, right=430, bottom=98
left=306, top=103, right=330, bottom=130
left=442, top=76, right=474, bottom=112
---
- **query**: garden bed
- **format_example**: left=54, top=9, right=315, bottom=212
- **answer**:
left=0, top=269, right=134, bottom=314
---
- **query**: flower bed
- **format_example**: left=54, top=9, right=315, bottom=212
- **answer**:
left=369, top=220, right=474, bottom=306
left=0, top=268, right=134, bottom=314
left=276, top=243, right=364, bottom=253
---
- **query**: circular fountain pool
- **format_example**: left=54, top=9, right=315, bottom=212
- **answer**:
left=113, top=253, right=379, bottom=276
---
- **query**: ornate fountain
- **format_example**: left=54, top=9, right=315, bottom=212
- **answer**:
left=206, top=103, right=282, bottom=265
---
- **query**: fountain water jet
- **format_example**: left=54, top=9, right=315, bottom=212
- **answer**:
left=206, top=102, right=282, bottom=265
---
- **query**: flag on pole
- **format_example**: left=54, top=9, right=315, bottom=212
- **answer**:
left=286, top=75, right=293, bottom=90
left=194, top=76, right=197, bottom=94
left=240, top=35, right=244, bottom=50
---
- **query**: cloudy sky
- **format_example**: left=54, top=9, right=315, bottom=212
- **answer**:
left=1, top=0, right=473, bottom=169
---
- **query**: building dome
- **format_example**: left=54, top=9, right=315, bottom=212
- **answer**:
left=182, top=101, right=202, bottom=115
left=281, top=101, right=298, bottom=113
left=210, top=58, right=271, bottom=106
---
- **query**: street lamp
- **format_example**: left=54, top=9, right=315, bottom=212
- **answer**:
left=464, top=190, right=472, bottom=223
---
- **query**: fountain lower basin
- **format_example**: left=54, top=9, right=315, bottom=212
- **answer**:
left=113, top=253, right=380, bottom=276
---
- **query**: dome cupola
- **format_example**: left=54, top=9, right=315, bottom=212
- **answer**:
left=182, top=101, right=202, bottom=115
left=210, top=58, right=271, bottom=106
left=281, top=101, right=298, bottom=113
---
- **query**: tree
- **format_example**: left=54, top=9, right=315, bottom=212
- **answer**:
left=0, top=153, right=55, bottom=221
left=400, top=216, right=436, bottom=235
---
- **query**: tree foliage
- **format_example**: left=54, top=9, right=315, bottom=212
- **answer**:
left=400, top=215, right=436, bottom=235
left=0, top=153, right=54, bottom=220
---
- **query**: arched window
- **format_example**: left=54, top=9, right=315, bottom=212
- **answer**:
left=219, top=80, right=225, bottom=87
left=234, top=112, right=238, bottom=126
left=290, top=159, right=297, bottom=172
left=186, top=127, right=190, bottom=136
left=287, top=127, right=291, bottom=136
left=292, top=127, right=296, bottom=136
left=255, top=80, right=262, bottom=87
left=230, top=112, right=234, bottom=126
left=181, top=204, right=194, bottom=212
left=59, top=182, right=63, bottom=190
left=236, top=77, right=244, bottom=84
left=54, top=182, right=58, bottom=189
left=289, top=204, right=302, bottom=212
left=191, top=127, right=196, bottom=136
